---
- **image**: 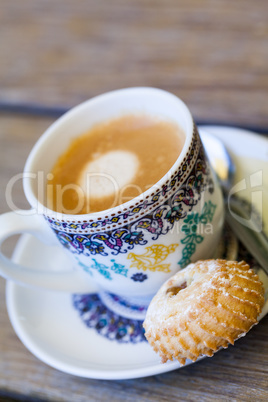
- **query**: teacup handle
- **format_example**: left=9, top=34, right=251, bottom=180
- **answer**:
left=0, top=210, right=93, bottom=292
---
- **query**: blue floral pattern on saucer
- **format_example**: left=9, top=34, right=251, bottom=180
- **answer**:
left=72, top=294, right=146, bottom=343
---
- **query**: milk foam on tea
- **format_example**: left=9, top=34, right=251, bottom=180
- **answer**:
left=47, top=114, right=185, bottom=214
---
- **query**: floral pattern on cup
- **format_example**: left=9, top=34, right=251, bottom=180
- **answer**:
left=127, top=244, right=179, bottom=273
left=55, top=228, right=147, bottom=256
left=178, top=200, right=217, bottom=268
left=74, top=243, right=180, bottom=282
left=76, top=257, right=129, bottom=281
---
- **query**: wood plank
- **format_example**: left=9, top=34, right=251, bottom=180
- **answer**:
left=0, top=0, right=267, bottom=126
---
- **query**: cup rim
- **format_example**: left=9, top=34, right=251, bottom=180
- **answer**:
left=23, top=87, right=194, bottom=221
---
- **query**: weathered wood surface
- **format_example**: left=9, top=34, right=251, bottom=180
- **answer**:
left=0, top=0, right=268, bottom=400
left=1, top=0, right=268, bottom=127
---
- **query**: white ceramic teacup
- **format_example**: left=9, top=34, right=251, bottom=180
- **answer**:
left=0, top=88, right=224, bottom=318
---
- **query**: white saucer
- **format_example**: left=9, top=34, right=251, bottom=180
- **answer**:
left=6, top=126, right=268, bottom=380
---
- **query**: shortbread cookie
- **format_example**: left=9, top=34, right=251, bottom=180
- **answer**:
left=143, top=260, right=265, bottom=365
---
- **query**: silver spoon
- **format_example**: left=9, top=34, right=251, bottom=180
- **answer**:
left=200, top=130, right=268, bottom=275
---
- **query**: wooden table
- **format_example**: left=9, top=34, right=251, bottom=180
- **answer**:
left=0, top=1, right=268, bottom=401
